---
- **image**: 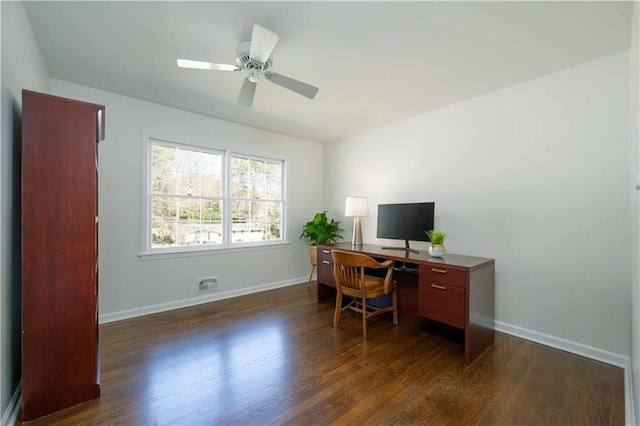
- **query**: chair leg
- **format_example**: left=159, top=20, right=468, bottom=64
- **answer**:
left=333, top=292, right=342, bottom=328
left=362, top=295, right=368, bottom=339
left=307, top=265, right=316, bottom=288
left=392, top=291, right=399, bottom=326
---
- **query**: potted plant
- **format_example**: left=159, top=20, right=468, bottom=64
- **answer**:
left=426, top=230, right=447, bottom=257
left=300, top=212, right=343, bottom=284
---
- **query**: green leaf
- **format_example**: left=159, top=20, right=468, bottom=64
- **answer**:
left=426, top=230, right=448, bottom=245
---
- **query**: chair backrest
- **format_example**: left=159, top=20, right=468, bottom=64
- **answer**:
left=331, top=250, right=394, bottom=293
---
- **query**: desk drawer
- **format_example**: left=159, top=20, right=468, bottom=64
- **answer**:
left=317, top=246, right=335, bottom=287
left=419, top=265, right=466, bottom=287
left=419, top=281, right=466, bottom=329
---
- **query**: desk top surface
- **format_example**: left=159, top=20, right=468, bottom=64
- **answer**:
left=321, top=242, right=494, bottom=272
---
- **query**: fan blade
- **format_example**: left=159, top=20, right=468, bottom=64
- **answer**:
left=249, top=25, right=279, bottom=64
left=177, top=59, right=238, bottom=71
left=264, top=72, right=319, bottom=99
left=237, top=78, right=257, bottom=107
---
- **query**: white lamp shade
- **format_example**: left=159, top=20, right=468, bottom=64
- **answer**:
left=345, top=197, right=369, bottom=217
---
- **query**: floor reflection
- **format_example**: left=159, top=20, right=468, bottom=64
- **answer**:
left=141, top=315, right=292, bottom=423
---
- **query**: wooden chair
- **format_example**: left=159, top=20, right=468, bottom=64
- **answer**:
left=331, top=250, right=398, bottom=339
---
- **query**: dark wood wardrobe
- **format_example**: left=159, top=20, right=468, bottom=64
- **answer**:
left=21, top=90, right=105, bottom=421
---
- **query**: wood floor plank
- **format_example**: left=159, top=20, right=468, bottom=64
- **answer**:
left=16, top=282, right=624, bottom=425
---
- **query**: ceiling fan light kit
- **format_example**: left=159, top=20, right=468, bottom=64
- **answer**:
left=247, top=68, right=260, bottom=83
left=177, top=24, right=319, bottom=107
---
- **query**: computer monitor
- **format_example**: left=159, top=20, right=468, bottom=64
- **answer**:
left=377, top=202, right=435, bottom=254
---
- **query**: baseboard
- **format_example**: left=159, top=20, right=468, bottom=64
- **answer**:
left=625, top=366, right=636, bottom=426
left=1, top=380, right=22, bottom=426
left=99, top=276, right=307, bottom=324
left=496, top=320, right=629, bottom=367
left=495, top=320, right=635, bottom=425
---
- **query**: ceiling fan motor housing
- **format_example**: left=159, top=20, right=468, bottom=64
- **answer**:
left=235, top=40, right=272, bottom=71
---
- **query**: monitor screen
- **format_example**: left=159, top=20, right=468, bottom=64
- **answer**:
left=377, top=202, right=435, bottom=243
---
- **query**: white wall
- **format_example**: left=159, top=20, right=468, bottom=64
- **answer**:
left=629, top=2, right=640, bottom=422
left=325, top=52, right=630, bottom=357
left=0, top=1, right=50, bottom=422
left=49, top=80, right=323, bottom=319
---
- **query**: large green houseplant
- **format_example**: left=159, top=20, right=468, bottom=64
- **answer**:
left=300, top=212, right=343, bottom=285
left=300, top=211, right=343, bottom=246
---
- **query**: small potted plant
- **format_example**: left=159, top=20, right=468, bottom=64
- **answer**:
left=426, top=230, right=447, bottom=257
left=300, top=212, right=343, bottom=284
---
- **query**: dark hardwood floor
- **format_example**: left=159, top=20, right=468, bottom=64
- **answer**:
left=18, top=282, right=624, bottom=425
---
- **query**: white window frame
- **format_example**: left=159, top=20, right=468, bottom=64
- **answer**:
left=139, top=134, right=288, bottom=259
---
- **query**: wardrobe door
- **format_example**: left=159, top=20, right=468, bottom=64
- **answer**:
left=22, top=90, right=104, bottom=421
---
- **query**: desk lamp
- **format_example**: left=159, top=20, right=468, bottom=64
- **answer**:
left=345, top=196, right=369, bottom=246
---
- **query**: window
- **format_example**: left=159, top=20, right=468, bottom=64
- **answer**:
left=230, top=155, right=283, bottom=243
left=143, top=137, right=285, bottom=255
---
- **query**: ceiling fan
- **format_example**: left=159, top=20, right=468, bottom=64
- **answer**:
left=177, top=24, right=319, bottom=107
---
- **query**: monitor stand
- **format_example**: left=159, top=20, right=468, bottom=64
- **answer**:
left=381, top=239, right=420, bottom=254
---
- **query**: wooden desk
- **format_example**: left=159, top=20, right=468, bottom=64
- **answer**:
left=317, top=242, right=495, bottom=364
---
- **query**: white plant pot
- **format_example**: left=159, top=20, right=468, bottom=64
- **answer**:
left=428, top=244, right=446, bottom=257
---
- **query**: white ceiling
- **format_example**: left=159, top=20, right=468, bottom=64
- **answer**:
left=22, top=1, right=632, bottom=143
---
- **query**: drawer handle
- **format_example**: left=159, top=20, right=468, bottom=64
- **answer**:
left=322, top=250, right=331, bottom=254
left=431, top=283, right=447, bottom=290
left=432, top=268, right=447, bottom=274
left=322, top=260, right=331, bottom=264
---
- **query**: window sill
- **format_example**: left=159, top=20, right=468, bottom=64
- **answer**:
left=138, top=241, right=292, bottom=261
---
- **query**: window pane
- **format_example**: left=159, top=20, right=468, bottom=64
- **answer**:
left=231, top=157, right=249, bottom=199
left=231, top=156, right=282, bottom=201
left=202, top=200, right=222, bottom=224
left=250, top=159, right=267, bottom=199
left=232, top=199, right=250, bottom=223
left=231, top=200, right=281, bottom=243
left=173, top=148, right=200, bottom=196
left=232, top=200, right=259, bottom=243
left=199, top=151, right=223, bottom=197
left=266, top=162, right=282, bottom=200
left=151, top=144, right=177, bottom=194
left=152, top=222, right=176, bottom=247
left=151, top=142, right=222, bottom=197
left=265, top=201, right=282, bottom=240
left=152, top=195, right=178, bottom=222
left=151, top=195, right=223, bottom=247
left=176, top=198, right=201, bottom=222
left=174, top=222, right=222, bottom=246
left=151, top=195, right=181, bottom=248
left=201, top=173, right=222, bottom=198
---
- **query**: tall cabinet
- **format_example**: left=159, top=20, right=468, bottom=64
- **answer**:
left=21, top=90, right=105, bottom=421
